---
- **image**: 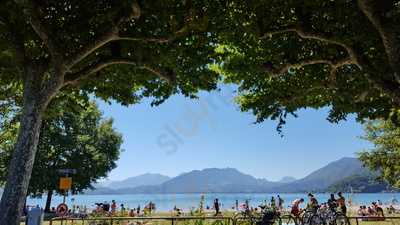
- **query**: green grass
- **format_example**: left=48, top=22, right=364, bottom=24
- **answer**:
left=20, top=210, right=400, bottom=225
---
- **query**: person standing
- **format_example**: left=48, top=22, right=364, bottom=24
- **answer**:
left=277, top=195, right=284, bottom=211
left=327, top=194, right=337, bottom=210
left=337, top=192, right=347, bottom=215
left=214, top=198, right=220, bottom=215
left=270, top=197, right=276, bottom=209
left=111, top=200, right=117, bottom=215
left=307, top=193, right=319, bottom=212
left=120, top=204, right=126, bottom=216
left=291, top=198, right=304, bottom=225
left=235, top=200, right=239, bottom=211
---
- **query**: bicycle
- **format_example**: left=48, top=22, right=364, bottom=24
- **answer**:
left=301, top=207, right=350, bottom=225
left=279, top=214, right=298, bottom=225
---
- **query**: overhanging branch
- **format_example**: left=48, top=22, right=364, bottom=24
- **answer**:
left=65, top=0, right=142, bottom=69
left=65, top=3, right=202, bottom=70
left=261, top=25, right=362, bottom=71
left=270, top=58, right=353, bottom=78
left=357, top=0, right=400, bottom=76
left=64, top=58, right=175, bottom=86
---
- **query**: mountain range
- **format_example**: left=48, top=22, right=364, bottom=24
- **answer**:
left=88, top=157, right=396, bottom=194
left=105, top=173, right=171, bottom=189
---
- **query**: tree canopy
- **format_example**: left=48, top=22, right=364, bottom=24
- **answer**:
left=214, top=0, right=400, bottom=131
left=0, top=1, right=227, bottom=223
left=1, top=0, right=400, bottom=223
left=0, top=97, right=122, bottom=211
left=359, top=120, right=400, bottom=188
left=0, top=0, right=225, bottom=105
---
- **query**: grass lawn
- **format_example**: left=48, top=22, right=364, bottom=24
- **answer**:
left=20, top=211, right=400, bottom=225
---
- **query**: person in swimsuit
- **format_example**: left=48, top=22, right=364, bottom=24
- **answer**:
left=291, top=198, right=304, bottom=217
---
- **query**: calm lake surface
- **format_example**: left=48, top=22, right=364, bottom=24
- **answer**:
left=27, top=193, right=400, bottom=211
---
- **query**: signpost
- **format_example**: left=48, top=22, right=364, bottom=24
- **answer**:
left=56, top=203, right=68, bottom=217
left=57, top=169, right=76, bottom=225
left=59, top=177, right=72, bottom=191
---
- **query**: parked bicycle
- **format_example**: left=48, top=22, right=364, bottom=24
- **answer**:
left=301, top=207, right=350, bottom=225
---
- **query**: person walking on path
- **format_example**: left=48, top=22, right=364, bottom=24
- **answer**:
left=214, top=198, right=220, bottom=215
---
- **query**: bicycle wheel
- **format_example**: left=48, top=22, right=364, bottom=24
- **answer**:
left=310, top=214, right=324, bottom=225
left=301, top=211, right=313, bottom=225
left=333, top=213, right=350, bottom=225
left=279, top=215, right=297, bottom=225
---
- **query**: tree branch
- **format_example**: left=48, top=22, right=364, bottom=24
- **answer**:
left=261, top=25, right=362, bottom=70
left=29, top=1, right=60, bottom=60
left=65, top=31, right=118, bottom=69
left=64, top=58, right=175, bottom=86
left=65, top=2, right=202, bottom=70
left=65, top=0, right=141, bottom=69
left=357, top=0, right=400, bottom=76
left=270, top=57, right=353, bottom=79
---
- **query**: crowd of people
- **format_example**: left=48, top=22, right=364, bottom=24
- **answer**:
left=290, top=192, right=347, bottom=218
left=356, top=201, right=400, bottom=218
left=40, top=194, right=400, bottom=219
left=93, top=200, right=156, bottom=217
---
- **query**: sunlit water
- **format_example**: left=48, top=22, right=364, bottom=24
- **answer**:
left=26, top=193, right=400, bottom=211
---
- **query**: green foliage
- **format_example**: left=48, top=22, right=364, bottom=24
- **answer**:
left=213, top=0, right=400, bottom=131
left=0, top=1, right=228, bottom=219
left=0, top=0, right=228, bottom=106
left=0, top=97, right=123, bottom=196
left=327, top=174, right=393, bottom=193
left=359, top=120, right=400, bottom=188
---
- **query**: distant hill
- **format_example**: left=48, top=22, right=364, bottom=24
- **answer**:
left=105, top=173, right=170, bottom=189
left=88, top=158, right=396, bottom=194
left=327, top=174, right=397, bottom=193
left=274, top=157, right=372, bottom=192
left=153, top=168, right=279, bottom=193
left=91, top=168, right=281, bottom=194
left=278, top=176, right=297, bottom=183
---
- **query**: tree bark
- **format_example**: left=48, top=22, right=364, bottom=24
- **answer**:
left=0, top=67, right=56, bottom=225
left=44, top=190, right=53, bottom=213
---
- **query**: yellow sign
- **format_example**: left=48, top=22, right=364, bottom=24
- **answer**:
left=59, top=177, right=72, bottom=190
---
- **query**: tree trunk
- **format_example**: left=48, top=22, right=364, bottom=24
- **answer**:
left=0, top=68, right=54, bottom=225
left=44, top=190, right=53, bottom=213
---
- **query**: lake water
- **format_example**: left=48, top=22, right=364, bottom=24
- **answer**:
left=27, top=193, right=400, bottom=211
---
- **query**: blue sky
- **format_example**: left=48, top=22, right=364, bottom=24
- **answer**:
left=97, top=85, right=371, bottom=182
